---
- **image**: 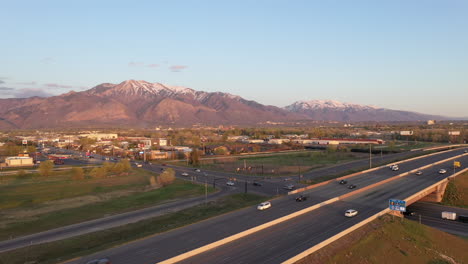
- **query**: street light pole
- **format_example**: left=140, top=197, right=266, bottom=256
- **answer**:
left=205, top=176, right=207, bottom=205
left=369, top=144, right=372, bottom=169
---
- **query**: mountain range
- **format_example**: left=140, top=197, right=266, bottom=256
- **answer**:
left=0, top=80, right=446, bottom=129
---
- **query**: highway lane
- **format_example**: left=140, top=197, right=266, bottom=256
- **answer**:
left=405, top=202, right=468, bottom=237
left=180, top=155, right=468, bottom=264
left=64, top=149, right=467, bottom=264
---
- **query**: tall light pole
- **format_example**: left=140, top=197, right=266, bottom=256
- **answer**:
left=204, top=173, right=208, bottom=205
left=369, top=144, right=372, bottom=169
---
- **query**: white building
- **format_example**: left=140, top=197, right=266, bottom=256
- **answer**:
left=5, top=156, right=34, bottom=167
left=268, top=139, right=290, bottom=144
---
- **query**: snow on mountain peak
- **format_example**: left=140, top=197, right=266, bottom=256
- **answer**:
left=285, top=100, right=380, bottom=111
left=95, top=80, right=197, bottom=97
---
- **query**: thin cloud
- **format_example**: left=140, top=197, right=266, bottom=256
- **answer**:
left=169, top=65, right=188, bottom=72
left=14, top=88, right=54, bottom=98
left=41, top=57, right=55, bottom=64
left=45, top=83, right=73, bottom=89
left=0, top=80, right=4, bottom=84
left=0, top=86, right=14, bottom=91
left=15, top=81, right=37, bottom=85
left=128, top=61, right=144, bottom=67
left=147, top=64, right=159, bottom=68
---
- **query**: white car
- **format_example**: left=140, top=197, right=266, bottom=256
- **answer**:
left=345, top=209, right=358, bottom=217
left=136, top=163, right=142, bottom=168
left=391, top=165, right=399, bottom=171
left=226, top=181, right=235, bottom=186
left=439, top=169, right=447, bottom=174
left=415, top=171, right=423, bottom=175
left=194, top=169, right=201, bottom=172
left=181, top=172, right=189, bottom=177
left=257, top=201, right=272, bottom=210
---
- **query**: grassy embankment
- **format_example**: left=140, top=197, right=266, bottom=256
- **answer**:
left=182, top=151, right=361, bottom=177
left=441, top=170, right=468, bottom=208
left=297, top=215, right=468, bottom=264
left=0, top=193, right=266, bottom=264
left=0, top=168, right=214, bottom=240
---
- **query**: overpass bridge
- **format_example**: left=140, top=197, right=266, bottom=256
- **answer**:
left=61, top=147, right=468, bottom=264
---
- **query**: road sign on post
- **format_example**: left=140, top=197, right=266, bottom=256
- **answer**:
left=389, top=199, right=406, bottom=212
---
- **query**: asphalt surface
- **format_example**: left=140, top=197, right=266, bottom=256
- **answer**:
left=180, top=155, right=468, bottom=264
left=64, top=148, right=467, bottom=264
left=405, top=202, right=468, bottom=237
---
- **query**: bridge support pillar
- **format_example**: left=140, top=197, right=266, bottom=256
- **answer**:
left=419, top=181, right=449, bottom=203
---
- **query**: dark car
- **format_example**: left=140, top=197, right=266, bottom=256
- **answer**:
left=253, top=181, right=262, bottom=186
left=339, top=179, right=347, bottom=184
left=295, top=195, right=307, bottom=202
left=403, top=211, right=416, bottom=216
left=348, top=184, right=357, bottom=189
left=85, top=258, right=111, bottom=264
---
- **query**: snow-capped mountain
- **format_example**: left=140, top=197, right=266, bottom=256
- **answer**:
left=285, top=100, right=380, bottom=111
left=0, top=80, right=449, bottom=129
left=0, top=80, right=302, bottom=129
left=284, top=100, right=444, bottom=122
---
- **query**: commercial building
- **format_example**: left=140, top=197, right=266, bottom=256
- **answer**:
left=5, top=156, right=34, bottom=167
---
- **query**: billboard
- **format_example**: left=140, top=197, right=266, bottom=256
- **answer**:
left=400, top=131, right=413, bottom=136
left=448, top=131, right=460, bottom=136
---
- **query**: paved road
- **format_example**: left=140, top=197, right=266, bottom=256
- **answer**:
left=405, top=202, right=468, bottom=237
left=180, top=155, right=468, bottom=264
left=64, top=148, right=467, bottom=264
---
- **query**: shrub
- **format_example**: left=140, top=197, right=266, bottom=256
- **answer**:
left=38, top=160, right=54, bottom=177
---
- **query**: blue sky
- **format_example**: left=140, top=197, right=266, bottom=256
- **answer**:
left=1, top=0, right=467, bottom=117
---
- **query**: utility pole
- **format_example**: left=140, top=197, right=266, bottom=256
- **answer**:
left=369, top=144, right=372, bottom=169
left=205, top=176, right=208, bottom=205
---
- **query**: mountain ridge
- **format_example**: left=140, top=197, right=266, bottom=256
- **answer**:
left=0, top=80, right=449, bottom=129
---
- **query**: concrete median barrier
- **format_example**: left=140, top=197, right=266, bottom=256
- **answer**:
left=157, top=197, right=339, bottom=264
left=282, top=208, right=391, bottom=264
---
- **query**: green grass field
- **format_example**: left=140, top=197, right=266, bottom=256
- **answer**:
left=0, top=179, right=214, bottom=240
left=0, top=168, right=150, bottom=210
left=191, top=151, right=361, bottom=176
left=441, top=170, right=468, bottom=208
left=0, top=193, right=266, bottom=264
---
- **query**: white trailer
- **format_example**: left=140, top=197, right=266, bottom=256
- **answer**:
left=441, top=211, right=457, bottom=220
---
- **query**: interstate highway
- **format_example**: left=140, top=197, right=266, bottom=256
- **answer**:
left=66, top=148, right=467, bottom=264
left=179, top=155, right=468, bottom=264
